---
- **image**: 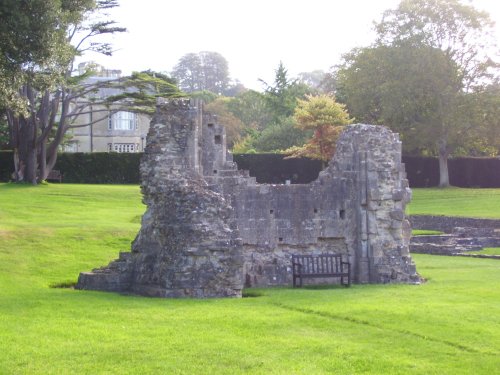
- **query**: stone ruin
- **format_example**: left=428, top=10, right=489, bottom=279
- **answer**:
left=76, top=98, right=420, bottom=298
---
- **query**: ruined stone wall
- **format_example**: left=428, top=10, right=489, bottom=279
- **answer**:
left=202, top=121, right=419, bottom=286
left=192, top=102, right=419, bottom=286
left=76, top=99, right=420, bottom=298
left=76, top=99, right=243, bottom=297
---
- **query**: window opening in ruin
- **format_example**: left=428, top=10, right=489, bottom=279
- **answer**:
left=278, top=237, right=283, bottom=242
left=270, top=209, right=274, bottom=214
left=207, top=123, right=214, bottom=128
left=314, top=208, right=318, bottom=214
left=339, top=209, right=346, bottom=219
left=214, top=135, right=222, bottom=144
left=213, top=170, right=218, bottom=174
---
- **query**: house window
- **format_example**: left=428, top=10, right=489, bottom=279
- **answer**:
left=109, top=111, right=137, bottom=130
left=112, top=143, right=136, bottom=153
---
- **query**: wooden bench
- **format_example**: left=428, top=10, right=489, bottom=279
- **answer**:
left=292, top=254, right=350, bottom=287
left=46, top=170, right=63, bottom=183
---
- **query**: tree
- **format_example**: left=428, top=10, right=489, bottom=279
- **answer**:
left=172, top=51, right=230, bottom=94
left=460, top=82, right=500, bottom=156
left=286, top=95, right=352, bottom=164
left=226, top=90, right=271, bottom=131
left=233, top=63, right=313, bottom=153
left=338, top=0, right=499, bottom=187
left=0, top=0, right=74, bottom=113
left=249, top=118, right=311, bottom=153
left=4, top=1, right=181, bottom=184
left=297, top=70, right=337, bottom=94
left=260, top=62, right=312, bottom=125
left=375, top=0, right=498, bottom=90
left=3, top=1, right=129, bottom=183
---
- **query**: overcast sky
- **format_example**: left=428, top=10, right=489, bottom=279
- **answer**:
left=79, top=0, right=500, bottom=90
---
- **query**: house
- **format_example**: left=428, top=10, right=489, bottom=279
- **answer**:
left=63, top=63, right=151, bottom=153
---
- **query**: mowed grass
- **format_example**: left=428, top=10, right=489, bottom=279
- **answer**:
left=469, top=247, right=500, bottom=256
left=408, top=187, right=500, bottom=218
left=0, top=183, right=499, bottom=374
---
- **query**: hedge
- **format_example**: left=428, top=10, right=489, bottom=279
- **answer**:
left=0, top=151, right=141, bottom=184
left=232, top=154, right=322, bottom=184
left=0, top=151, right=14, bottom=182
left=0, top=151, right=499, bottom=187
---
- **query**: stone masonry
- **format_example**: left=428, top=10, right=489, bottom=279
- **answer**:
left=76, top=98, right=420, bottom=297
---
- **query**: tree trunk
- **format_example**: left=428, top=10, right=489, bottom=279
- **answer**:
left=438, top=140, right=450, bottom=188
left=14, top=117, right=38, bottom=184
left=39, top=140, right=47, bottom=181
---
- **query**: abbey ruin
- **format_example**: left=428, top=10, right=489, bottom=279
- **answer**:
left=76, top=98, right=420, bottom=297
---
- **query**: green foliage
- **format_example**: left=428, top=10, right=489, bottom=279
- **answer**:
left=3, top=0, right=128, bottom=184
left=260, top=62, right=312, bottom=124
left=286, top=95, right=352, bottom=162
left=189, top=90, right=219, bottom=104
left=235, top=63, right=314, bottom=153
left=0, top=0, right=90, bottom=112
left=226, top=90, right=271, bottom=130
left=0, top=183, right=499, bottom=373
left=231, top=135, right=256, bottom=154
left=375, top=0, right=497, bottom=88
left=249, top=117, right=310, bottom=152
left=337, top=0, right=499, bottom=187
left=0, top=111, right=8, bottom=149
left=338, top=44, right=462, bottom=153
left=104, top=70, right=184, bottom=114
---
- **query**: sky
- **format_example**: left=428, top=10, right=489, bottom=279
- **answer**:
left=80, top=0, right=500, bottom=91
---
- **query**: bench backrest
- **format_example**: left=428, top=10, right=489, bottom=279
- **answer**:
left=292, top=254, right=345, bottom=274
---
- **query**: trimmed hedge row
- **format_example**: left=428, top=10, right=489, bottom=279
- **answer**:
left=0, top=151, right=14, bottom=181
left=403, top=156, right=500, bottom=188
left=0, top=151, right=141, bottom=184
left=1, top=151, right=499, bottom=187
left=56, top=153, right=141, bottom=184
left=233, top=154, right=322, bottom=184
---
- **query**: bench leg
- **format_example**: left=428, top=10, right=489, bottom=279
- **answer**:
left=342, top=275, right=351, bottom=287
left=293, top=275, right=302, bottom=288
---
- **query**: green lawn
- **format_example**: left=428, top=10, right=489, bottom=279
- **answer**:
left=412, top=229, right=444, bottom=236
left=469, top=247, right=500, bottom=256
left=408, top=187, right=500, bottom=218
left=0, top=183, right=499, bottom=374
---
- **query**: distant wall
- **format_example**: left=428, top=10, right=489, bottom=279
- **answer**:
left=410, top=215, right=500, bottom=233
